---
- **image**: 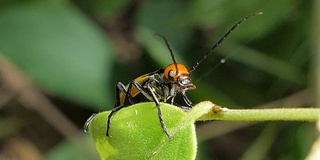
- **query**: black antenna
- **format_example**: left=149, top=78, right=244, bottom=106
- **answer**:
left=189, top=12, right=262, bottom=73
left=154, top=33, right=180, bottom=75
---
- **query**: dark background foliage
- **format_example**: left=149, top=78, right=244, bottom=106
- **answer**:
left=0, top=0, right=317, bottom=159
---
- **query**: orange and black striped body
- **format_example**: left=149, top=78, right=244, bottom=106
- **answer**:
left=118, top=70, right=169, bottom=106
left=117, top=63, right=195, bottom=107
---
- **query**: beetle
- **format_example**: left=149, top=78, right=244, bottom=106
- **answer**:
left=84, top=12, right=262, bottom=139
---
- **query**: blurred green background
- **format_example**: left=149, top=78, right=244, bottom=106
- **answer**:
left=0, top=0, right=317, bottom=159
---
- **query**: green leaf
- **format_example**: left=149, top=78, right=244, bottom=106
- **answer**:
left=87, top=102, right=213, bottom=160
left=86, top=100, right=320, bottom=159
left=0, top=2, right=114, bottom=109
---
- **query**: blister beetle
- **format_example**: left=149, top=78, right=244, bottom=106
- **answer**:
left=84, top=12, right=262, bottom=139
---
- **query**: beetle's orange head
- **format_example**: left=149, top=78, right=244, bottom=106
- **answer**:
left=164, top=63, right=196, bottom=91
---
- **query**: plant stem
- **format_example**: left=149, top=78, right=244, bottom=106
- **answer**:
left=196, top=102, right=320, bottom=122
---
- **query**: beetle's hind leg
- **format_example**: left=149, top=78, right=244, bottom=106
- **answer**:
left=106, top=82, right=135, bottom=137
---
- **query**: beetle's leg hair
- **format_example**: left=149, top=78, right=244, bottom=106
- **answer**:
left=144, top=83, right=172, bottom=139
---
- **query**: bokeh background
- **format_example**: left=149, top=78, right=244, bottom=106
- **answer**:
left=0, top=0, right=318, bottom=159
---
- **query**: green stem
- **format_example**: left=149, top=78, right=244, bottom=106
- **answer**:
left=196, top=102, right=320, bottom=122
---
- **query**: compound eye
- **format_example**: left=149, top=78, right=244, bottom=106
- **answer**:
left=168, top=70, right=176, bottom=80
